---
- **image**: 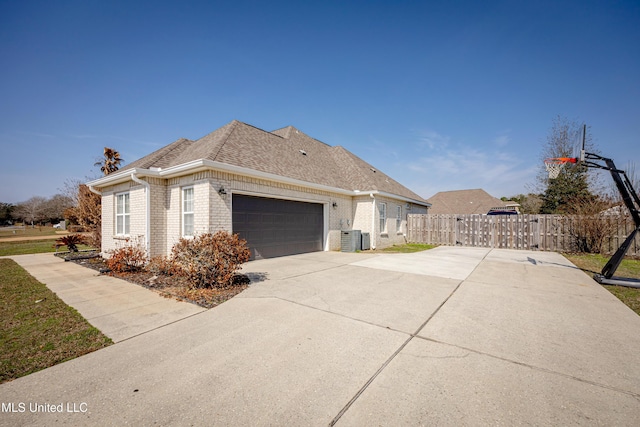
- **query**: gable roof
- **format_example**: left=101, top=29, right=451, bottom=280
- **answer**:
left=426, top=189, right=508, bottom=214
left=94, top=120, right=429, bottom=205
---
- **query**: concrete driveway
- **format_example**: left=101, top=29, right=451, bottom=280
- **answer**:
left=1, top=247, right=639, bottom=426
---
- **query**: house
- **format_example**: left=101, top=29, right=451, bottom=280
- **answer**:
left=426, top=189, right=519, bottom=215
left=87, top=120, right=430, bottom=259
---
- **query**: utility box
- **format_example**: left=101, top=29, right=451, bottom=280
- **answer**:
left=361, top=232, right=370, bottom=250
left=341, top=230, right=362, bottom=252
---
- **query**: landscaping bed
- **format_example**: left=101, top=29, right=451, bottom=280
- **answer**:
left=58, top=251, right=250, bottom=310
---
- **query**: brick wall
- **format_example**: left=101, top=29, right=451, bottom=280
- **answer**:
left=101, top=181, right=146, bottom=255
left=99, top=170, right=426, bottom=256
left=148, top=178, right=166, bottom=257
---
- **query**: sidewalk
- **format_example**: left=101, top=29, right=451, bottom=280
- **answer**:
left=6, top=253, right=206, bottom=342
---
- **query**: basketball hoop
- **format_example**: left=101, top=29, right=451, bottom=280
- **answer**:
left=544, top=157, right=578, bottom=179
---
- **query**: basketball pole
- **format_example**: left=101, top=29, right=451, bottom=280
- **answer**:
left=578, top=148, right=640, bottom=287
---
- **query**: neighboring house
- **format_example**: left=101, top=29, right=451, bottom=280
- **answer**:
left=426, top=189, right=519, bottom=215
left=87, top=120, right=430, bottom=259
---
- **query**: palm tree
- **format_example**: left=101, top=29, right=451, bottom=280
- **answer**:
left=95, top=147, right=124, bottom=176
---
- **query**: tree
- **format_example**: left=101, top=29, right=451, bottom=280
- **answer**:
left=0, top=202, right=14, bottom=225
left=538, top=116, right=598, bottom=214
left=65, top=184, right=102, bottom=247
left=540, top=172, right=595, bottom=214
left=41, top=194, right=73, bottom=223
left=95, top=147, right=124, bottom=176
left=13, top=197, right=47, bottom=226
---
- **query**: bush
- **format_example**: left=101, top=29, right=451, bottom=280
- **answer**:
left=171, top=231, right=251, bottom=289
left=147, top=256, right=179, bottom=276
left=55, top=234, right=86, bottom=252
left=106, top=244, right=147, bottom=273
left=565, top=196, right=620, bottom=254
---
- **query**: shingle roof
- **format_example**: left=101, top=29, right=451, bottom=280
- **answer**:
left=426, top=189, right=508, bottom=214
left=120, top=120, right=427, bottom=203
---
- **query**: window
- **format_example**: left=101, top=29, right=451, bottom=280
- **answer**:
left=379, top=202, right=386, bottom=233
left=182, top=187, right=194, bottom=237
left=396, top=205, right=402, bottom=232
left=116, top=192, right=130, bottom=235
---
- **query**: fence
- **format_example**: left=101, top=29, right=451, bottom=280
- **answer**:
left=407, top=214, right=640, bottom=256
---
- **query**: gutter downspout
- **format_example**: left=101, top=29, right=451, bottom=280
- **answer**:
left=130, top=173, right=151, bottom=256
left=370, top=193, right=376, bottom=250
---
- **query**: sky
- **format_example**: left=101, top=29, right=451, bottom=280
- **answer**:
left=1, top=0, right=639, bottom=204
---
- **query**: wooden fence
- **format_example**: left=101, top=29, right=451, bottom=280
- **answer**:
left=407, top=214, right=639, bottom=256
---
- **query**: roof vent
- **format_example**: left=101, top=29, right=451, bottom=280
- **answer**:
left=299, top=149, right=307, bottom=156
left=370, top=168, right=376, bottom=173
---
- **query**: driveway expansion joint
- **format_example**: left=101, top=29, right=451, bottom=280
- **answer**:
left=418, top=336, right=640, bottom=400
left=329, top=248, right=492, bottom=425
left=245, top=295, right=412, bottom=336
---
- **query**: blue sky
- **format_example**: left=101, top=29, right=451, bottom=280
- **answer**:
left=1, top=0, right=639, bottom=203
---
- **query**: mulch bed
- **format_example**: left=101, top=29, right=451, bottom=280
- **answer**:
left=56, top=251, right=250, bottom=309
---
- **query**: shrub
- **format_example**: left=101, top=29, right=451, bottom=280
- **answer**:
left=146, top=256, right=179, bottom=276
left=55, top=234, right=86, bottom=252
left=170, top=231, right=251, bottom=289
left=106, top=244, right=147, bottom=273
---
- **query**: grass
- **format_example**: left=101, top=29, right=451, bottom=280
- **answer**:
left=0, top=226, right=61, bottom=238
left=379, top=243, right=436, bottom=253
left=0, top=259, right=112, bottom=383
left=0, top=240, right=94, bottom=256
left=565, top=253, right=640, bottom=316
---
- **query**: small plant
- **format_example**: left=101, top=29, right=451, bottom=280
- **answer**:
left=55, top=234, right=86, bottom=252
left=146, top=256, right=179, bottom=276
left=106, top=244, right=147, bottom=273
left=170, top=231, right=251, bottom=289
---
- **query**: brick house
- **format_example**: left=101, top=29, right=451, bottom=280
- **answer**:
left=87, top=120, right=430, bottom=259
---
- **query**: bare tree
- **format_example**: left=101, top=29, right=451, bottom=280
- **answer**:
left=13, top=197, right=47, bottom=226
left=41, top=194, right=74, bottom=223
left=537, top=116, right=601, bottom=214
left=564, top=194, right=619, bottom=253
left=65, top=184, right=102, bottom=247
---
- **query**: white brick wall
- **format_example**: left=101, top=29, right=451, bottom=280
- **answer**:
left=101, top=181, right=146, bottom=255
left=99, top=169, right=427, bottom=256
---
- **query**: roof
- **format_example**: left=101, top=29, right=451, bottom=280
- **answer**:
left=93, top=120, right=429, bottom=205
left=426, top=189, right=510, bottom=214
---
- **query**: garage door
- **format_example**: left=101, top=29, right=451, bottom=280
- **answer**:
left=232, top=194, right=324, bottom=259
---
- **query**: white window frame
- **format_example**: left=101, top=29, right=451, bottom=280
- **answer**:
left=182, top=186, right=194, bottom=237
left=396, top=205, right=402, bottom=233
left=115, top=192, right=130, bottom=236
left=379, top=202, right=387, bottom=233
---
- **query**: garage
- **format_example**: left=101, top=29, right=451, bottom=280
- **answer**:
left=232, top=194, right=324, bottom=259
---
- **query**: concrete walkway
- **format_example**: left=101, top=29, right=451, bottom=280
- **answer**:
left=5, top=254, right=205, bottom=342
left=1, top=247, right=639, bottom=426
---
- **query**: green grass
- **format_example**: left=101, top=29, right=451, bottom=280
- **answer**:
left=0, top=227, right=60, bottom=238
left=0, top=240, right=94, bottom=256
left=0, top=259, right=112, bottom=383
left=565, top=253, right=640, bottom=316
left=379, top=243, right=436, bottom=253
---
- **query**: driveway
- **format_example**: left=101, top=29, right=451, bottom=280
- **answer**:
left=1, top=247, right=639, bottom=426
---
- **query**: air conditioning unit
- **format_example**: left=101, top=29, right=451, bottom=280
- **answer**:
left=341, top=230, right=362, bottom=252
left=361, top=232, right=370, bottom=250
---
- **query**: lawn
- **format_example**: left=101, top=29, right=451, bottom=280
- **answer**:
left=379, top=243, right=436, bottom=253
left=0, top=259, right=112, bottom=383
left=565, top=253, right=640, bottom=316
left=0, top=226, right=62, bottom=238
left=0, top=240, right=94, bottom=256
